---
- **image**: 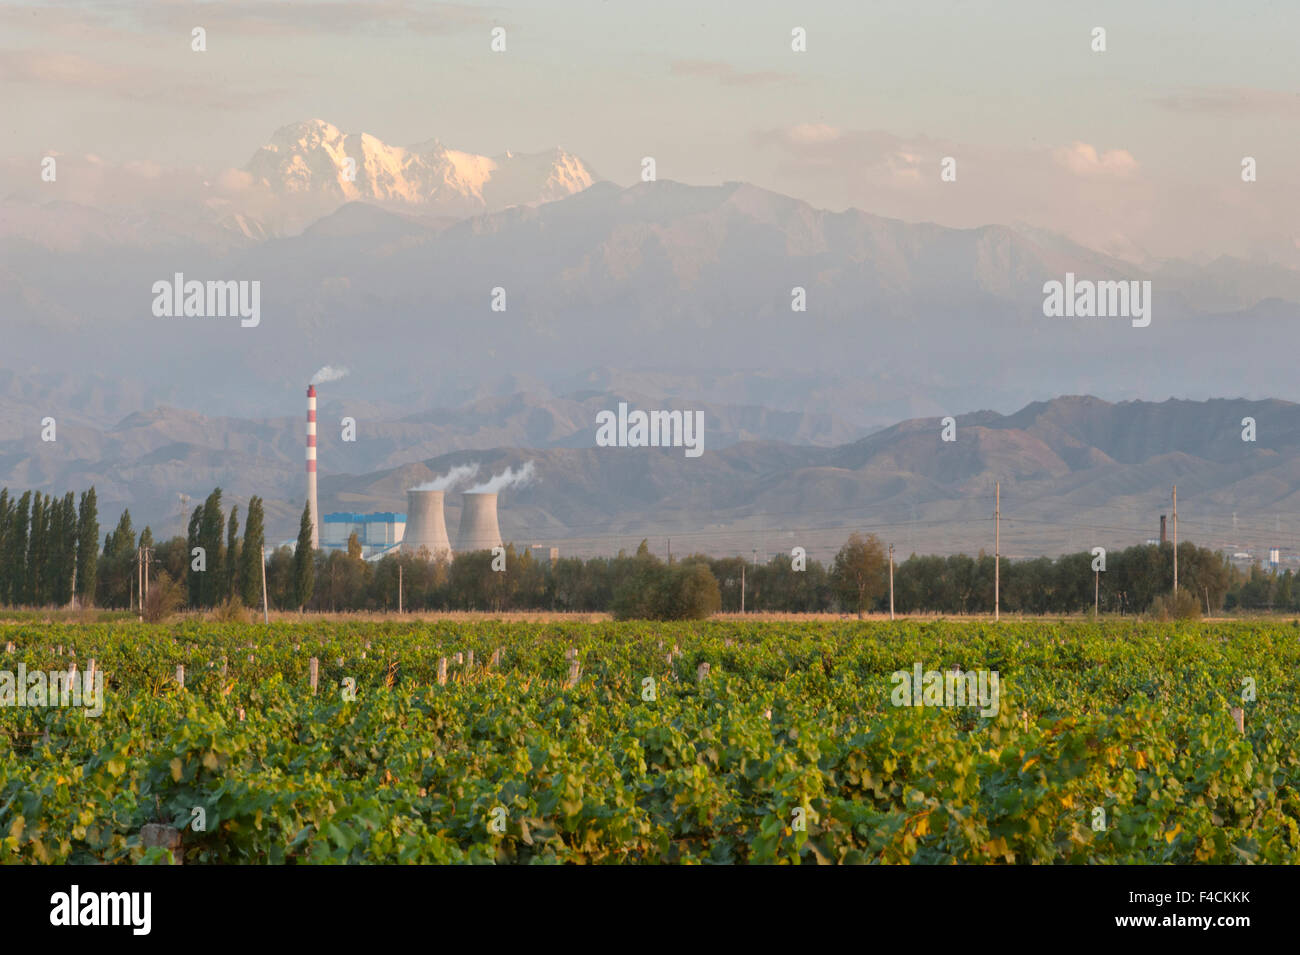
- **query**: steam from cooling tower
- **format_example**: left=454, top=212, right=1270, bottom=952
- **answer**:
left=409, top=463, right=479, bottom=493
left=310, top=365, right=349, bottom=385
left=467, top=460, right=535, bottom=494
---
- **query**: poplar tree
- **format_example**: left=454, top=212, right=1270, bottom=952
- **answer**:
left=10, top=492, right=30, bottom=605
left=186, top=505, right=203, bottom=608
left=76, top=487, right=99, bottom=606
left=239, top=496, right=266, bottom=608
left=293, top=501, right=315, bottom=611
left=52, top=492, right=77, bottom=606
left=0, top=489, right=10, bottom=604
left=225, top=506, right=241, bottom=602
left=198, top=488, right=224, bottom=607
left=26, top=493, right=46, bottom=604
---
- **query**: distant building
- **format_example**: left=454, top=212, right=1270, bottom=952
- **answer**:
left=530, top=544, right=559, bottom=567
left=322, top=512, right=407, bottom=558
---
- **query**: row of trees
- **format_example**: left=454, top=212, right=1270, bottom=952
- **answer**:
left=261, top=533, right=1245, bottom=618
left=0, top=484, right=1292, bottom=617
left=0, top=487, right=98, bottom=607
left=0, top=485, right=317, bottom=614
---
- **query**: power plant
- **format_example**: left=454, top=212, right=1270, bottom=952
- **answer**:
left=306, top=384, right=319, bottom=548
left=456, top=492, right=503, bottom=553
left=402, top=489, right=453, bottom=559
left=322, top=512, right=406, bottom=559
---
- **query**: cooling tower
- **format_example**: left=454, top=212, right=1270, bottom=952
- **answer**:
left=402, top=489, right=452, bottom=559
left=306, top=385, right=319, bottom=549
left=456, top=492, right=503, bottom=553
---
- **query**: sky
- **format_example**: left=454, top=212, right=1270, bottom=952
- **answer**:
left=2, top=0, right=1298, bottom=263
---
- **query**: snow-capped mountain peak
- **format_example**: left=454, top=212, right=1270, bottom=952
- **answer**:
left=245, top=120, right=597, bottom=214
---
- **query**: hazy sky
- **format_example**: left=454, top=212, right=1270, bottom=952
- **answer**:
left=3, top=0, right=1298, bottom=263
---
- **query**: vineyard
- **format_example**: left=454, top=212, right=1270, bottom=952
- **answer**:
left=1, top=619, right=1298, bottom=864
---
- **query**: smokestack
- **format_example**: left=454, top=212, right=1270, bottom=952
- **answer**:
left=456, top=492, right=503, bottom=553
left=307, top=385, right=319, bottom=549
left=1160, top=514, right=1167, bottom=545
left=402, top=489, right=452, bottom=560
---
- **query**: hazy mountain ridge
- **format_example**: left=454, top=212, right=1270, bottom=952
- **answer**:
left=3, top=394, right=1296, bottom=558
left=322, top=395, right=1300, bottom=559
left=4, top=176, right=1298, bottom=423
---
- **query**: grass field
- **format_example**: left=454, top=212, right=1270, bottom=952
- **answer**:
left=2, top=619, right=1297, bottom=864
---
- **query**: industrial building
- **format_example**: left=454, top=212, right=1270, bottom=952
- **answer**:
left=321, top=512, right=406, bottom=558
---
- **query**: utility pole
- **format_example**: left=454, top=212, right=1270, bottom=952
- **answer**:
left=1095, top=566, right=1100, bottom=617
left=398, top=563, right=403, bottom=614
left=136, top=546, right=152, bottom=621
left=260, top=546, right=269, bottom=625
left=1172, top=485, right=1178, bottom=595
left=740, top=562, right=745, bottom=615
left=667, top=538, right=671, bottom=564
left=994, top=481, right=1000, bottom=622
left=888, top=543, right=895, bottom=621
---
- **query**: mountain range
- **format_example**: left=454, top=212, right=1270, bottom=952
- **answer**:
left=3, top=119, right=1299, bottom=558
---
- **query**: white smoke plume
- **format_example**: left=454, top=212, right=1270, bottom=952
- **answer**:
left=467, top=460, right=536, bottom=494
left=310, top=365, right=349, bottom=385
left=410, top=463, right=479, bottom=492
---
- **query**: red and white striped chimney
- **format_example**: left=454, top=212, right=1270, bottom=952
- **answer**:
left=306, top=384, right=319, bottom=548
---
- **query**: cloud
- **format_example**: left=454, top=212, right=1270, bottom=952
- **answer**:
left=1154, top=87, right=1300, bottom=116
left=0, top=1, right=497, bottom=39
left=217, top=168, right=256, bottom=194
left=0, top=50, right=131, bottom=87
left=752, top=125, right=945, bottom=185
left=670, top=59, right=795, bottom=87
left=0, top=49, right=281, bottom=110
left=786, top=124, right=842, bottom=145
left=1052, top=142, right=1139, bottom=179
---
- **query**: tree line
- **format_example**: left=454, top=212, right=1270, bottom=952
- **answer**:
left=0, top=486, right=1295, bottom=617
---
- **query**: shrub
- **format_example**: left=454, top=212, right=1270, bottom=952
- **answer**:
left=1149, top=589, right=1202, bottom=621
left=142, top=571, right=185, bottom=623
left=211, top=595, right=250, bottom=624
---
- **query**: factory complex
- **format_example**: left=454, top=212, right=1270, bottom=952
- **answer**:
left=306, top=384, right=539, bottom=563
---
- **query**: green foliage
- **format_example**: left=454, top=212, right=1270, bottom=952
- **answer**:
left=76, top=488, right=99, bottom=605
left=239, top=497, right=265, bottom=609
left=293, top=502, right=315, bottom=611
left=611, top=552, right=721, bottom=620
left=198, top=490, right=225, bottom=609
left=225, top=508, right=240, bottom=603
left=143, top=571, right=185, bottom=623
left=1150, top=589, right=1203, bottom=621
left=831, top=532, right=888, bottom=617
left=186, top=505, right=203, bottom=609
left=2, top=619, right=1297, bottom=864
